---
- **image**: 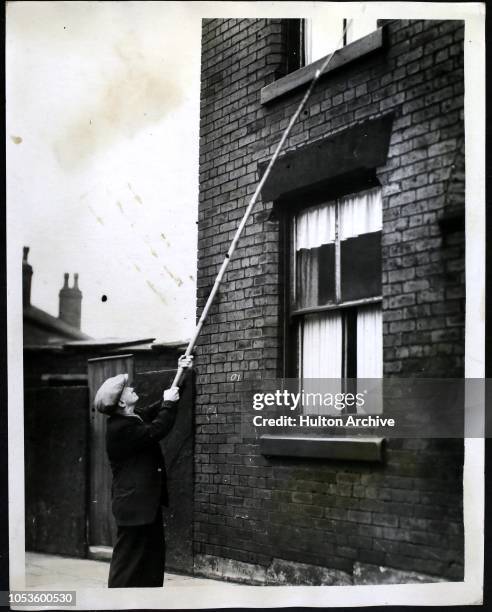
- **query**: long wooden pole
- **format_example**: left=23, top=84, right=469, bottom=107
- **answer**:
left=172, top=22, right=351, bottom=388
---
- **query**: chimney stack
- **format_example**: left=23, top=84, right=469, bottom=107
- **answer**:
left=59, top=273, right=82, bottom=329
left=23, top=247, right=33, bottom=307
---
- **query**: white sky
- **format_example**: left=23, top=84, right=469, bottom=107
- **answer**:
left=7, top=1, right=201, bottom=342
left=6, top=1, right=482, bottom=348
left=6, top=1, right=378, bottom=343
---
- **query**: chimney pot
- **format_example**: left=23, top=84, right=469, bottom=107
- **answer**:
left=59, top=273, right=82, bottom=329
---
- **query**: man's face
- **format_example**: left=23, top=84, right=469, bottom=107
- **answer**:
left=119, top=385, right=139, bottom=408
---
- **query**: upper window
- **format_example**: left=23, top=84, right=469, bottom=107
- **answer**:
left=289, top=187, right=383, bottom=403
left=304, top=17, right=379, bottom=64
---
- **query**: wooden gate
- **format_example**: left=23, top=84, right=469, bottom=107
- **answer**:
left=87, top=354, right=134, bottom=556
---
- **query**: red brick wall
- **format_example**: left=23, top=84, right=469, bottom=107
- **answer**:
left=196, top=18, right=464, bottom=580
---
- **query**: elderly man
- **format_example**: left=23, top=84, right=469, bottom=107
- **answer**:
left=94, top=355, right=193, bottom=588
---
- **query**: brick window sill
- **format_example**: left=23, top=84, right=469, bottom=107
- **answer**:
left=259, top=434, right=384, bottom=462
left=260, top=28, right=385, bottom=105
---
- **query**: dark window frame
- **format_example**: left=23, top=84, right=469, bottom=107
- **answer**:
left=284, top=192, right=382, bottom=382
left=284, top=19, right=305, bottom=75
left=262, top=194, right=386, bottom=456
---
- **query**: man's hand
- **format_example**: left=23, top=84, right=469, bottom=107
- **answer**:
left=163, top=387, right=180, bottom=402
left=178, top=355, right=194, bottom=369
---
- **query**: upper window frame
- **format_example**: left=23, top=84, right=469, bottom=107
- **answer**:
left=261, top=26, right=385, bottom=106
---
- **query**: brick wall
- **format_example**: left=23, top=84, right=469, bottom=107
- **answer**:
left=196, top=18, right=464, bottom=582
left=379, top=21, right=465, bottom=378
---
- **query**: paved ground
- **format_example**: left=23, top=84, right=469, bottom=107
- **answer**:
left=26, top=552, right=239, bottom=590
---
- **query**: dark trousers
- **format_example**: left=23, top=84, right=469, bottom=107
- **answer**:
left=108, top=509, right=165, bottom=588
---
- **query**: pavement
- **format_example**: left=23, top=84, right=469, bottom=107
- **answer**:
left=26, top=552, right=239, bottom=590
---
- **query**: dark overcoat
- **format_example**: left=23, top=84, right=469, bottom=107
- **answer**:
left=105, top=399, right=178, bottom=526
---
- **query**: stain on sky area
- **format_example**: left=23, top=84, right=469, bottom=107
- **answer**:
left=10, top=135, right=23, bottom=144
left=116, top=201, right=124, bottom=213
left=160, top=232, right=171, bottom=247
left=88, top=205, right=104, bottom=225
left=163, top=265, right=183, bottom=287
left=53, top=32, right=183, bottom=170
left=146, top=280, right=167, bottom=304
left=127, top=183, right=143, bottom=205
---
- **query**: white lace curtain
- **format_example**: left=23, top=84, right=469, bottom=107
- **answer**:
left=295, top=203, right=335, bottom=249
left=300, top=305, right=381, bottom=379
left=339, top=187, right=382, bottom=240
left=357, top=304, right=382, bottom=378
left=295, top=187, right=382, bottom=249
left=301, top=311, right=342, bottom=415
left=301, top=311, right=342, bottom=379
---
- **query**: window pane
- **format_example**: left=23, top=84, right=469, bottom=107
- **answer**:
left=357, top=305, right=382, bottom=378
left=340, top=231, right=381, bottom=301
left=339, top=187, right=382, bottom=240
left=357, top=304, right=383, bottom=414
left=305, top=18, right=343, bottom=63
left=295, top=202, right=336, bottom=308
left=301, top=311, right=343, bottom=415
left=301, top=311, right=342, bottom=378
left=296, top=244, right=335, bottom=308
left=345, top=18, right=379, bottom=45
left=305, top=18, right=379, bottom=65
left=296, top=202, right=335, bottom=248
left=339, top=187, right=382, bottom=302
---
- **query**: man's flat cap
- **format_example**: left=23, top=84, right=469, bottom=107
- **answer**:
left=94, top=373, right=128, bottom=414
